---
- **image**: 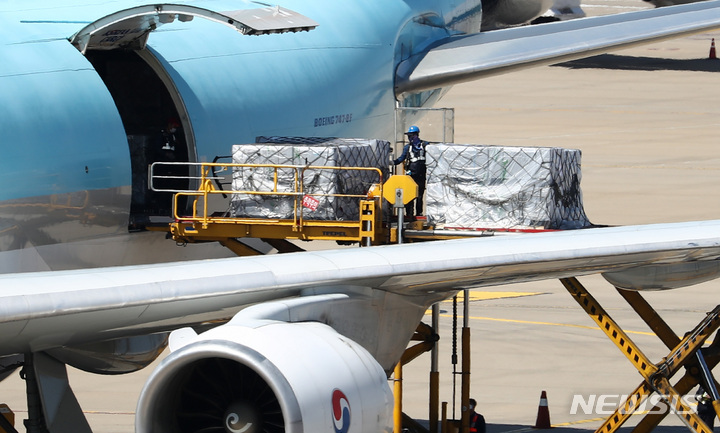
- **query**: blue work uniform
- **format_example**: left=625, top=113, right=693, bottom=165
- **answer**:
left=393, top=141, right=427, bottom=217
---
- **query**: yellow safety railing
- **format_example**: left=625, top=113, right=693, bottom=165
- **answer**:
left=149, top=161, right=384, bottom=230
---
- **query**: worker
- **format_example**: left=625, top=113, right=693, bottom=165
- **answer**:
left=696, top=386, right=715, bottom=431
left=162, top=118, right=182, bottom=151
left=154, top=117, right=187, bottom=197
left=468, top=398, right=486, bottom=433
left=393, top=125, right=427, bottom=218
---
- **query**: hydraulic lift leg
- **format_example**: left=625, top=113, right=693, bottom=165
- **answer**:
left=695, top=351, right=720, bottom=421
left=633, top=362, right=719, bottom=433
left=395, top=322, right=439, bottom=433
left=0, top=411, right=17, bottom=433
left=617, top=290, right=720, bottom=433
left=560, top=277, right=720, bottom=433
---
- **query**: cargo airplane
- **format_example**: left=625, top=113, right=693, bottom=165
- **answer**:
left=2, top=1, right=720, bottom=432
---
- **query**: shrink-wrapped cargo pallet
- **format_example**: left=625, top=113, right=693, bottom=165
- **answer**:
left=230, top=137, right=389, bottom=220
left=425, top=144, right=591, bottom=229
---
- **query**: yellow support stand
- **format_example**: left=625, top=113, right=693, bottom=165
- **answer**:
left=393, top=322, right=441, bottom=432
left=560, top=277, right=720, bottom=433
left=442, top=402, right=449, bottom=433
left=614, top=289, right=720, bottom=433
left=359, top=199, right=381, bottom=246
left=0, top=404, right=14, bottom=433
left=394, top=362, right=403, bottom=433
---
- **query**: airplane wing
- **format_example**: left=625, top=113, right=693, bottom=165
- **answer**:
left=395, top=0, right=720, bottom=95
left=3, top=220, right=719, bottom=360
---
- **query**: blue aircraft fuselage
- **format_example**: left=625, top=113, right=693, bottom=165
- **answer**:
left=0, top=0, right=482, bottom=272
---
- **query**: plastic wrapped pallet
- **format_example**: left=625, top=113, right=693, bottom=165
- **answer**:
left=230, top=137, right=389, bottom=220
left=425, top=144, right=591, bottom=229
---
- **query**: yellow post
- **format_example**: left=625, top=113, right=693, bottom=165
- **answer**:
left=713, top=400, right=720, bottom=423
left=394, top=362, right=403, bottom=433
left=461, top=326, right=471, bottom=433
left=441, top=401, right=448, bottom=433
left=0, top=404, right=14, bottom=433
left=430, top=371, right=439, bottom=433
left=460, top=289, right=471, bottom=433
left=430, top=303, right=440, bottom=433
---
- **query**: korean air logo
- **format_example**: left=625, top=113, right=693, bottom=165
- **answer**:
left=331, top=389, right=351, bottom=433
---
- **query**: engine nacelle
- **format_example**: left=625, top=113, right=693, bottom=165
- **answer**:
left=136, top=320, right=393, bottom=433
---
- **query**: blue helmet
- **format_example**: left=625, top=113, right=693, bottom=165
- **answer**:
left=405, top=125, right=420, bottom=134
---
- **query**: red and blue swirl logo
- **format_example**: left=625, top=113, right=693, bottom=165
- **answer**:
left=332, top=389, right=351, bottom=433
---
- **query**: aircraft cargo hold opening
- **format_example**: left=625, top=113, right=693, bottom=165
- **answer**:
left=85, top=49, right=192, bottom=229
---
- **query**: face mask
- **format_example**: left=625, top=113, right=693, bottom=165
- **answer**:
left=169, top=127, right=177, bottom=133
left=410, top=135, right=420, bottom=146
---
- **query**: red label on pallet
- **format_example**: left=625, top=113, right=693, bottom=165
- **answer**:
left=302, top=195, right=320, bottom=211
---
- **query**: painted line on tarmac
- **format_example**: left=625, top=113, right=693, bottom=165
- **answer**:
left=437, top=313, right=662, bottom=337
left=456, top=309, right=712, bottom=343
left=441, top=291, right=543, bottom=302
left=434, top=291, right=657, bottom=337
left=458, top=314, right=656, bottom=337
left=440, top=313, right=712, bottom=343
left=551, top=417, right=608, bottom=427
left=434, top=290, right=655, bottom=335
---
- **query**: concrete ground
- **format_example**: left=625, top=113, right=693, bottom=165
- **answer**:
left=3, top=1, right=720, bottom=432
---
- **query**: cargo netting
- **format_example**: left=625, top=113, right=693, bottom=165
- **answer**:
left=230, top=138, right=390, bottom=221
left=425, top=144, right=592, bottom=230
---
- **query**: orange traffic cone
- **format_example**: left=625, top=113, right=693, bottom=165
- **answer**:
left=710, top=38, right=717, bottom=60
left=533, top=390, right=552, bottom=429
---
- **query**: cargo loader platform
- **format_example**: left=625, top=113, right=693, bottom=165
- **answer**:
left=152, top=161, right=388, bottom=250
left=153, top=160, right=560, bottom=253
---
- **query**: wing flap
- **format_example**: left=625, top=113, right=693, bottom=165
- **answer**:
left=395, top=0, right=720, bottom=95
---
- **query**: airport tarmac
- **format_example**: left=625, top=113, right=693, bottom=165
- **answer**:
left=3, top=5, right=720, bottom=433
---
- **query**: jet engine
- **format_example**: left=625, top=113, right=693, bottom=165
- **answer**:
left=136, top=319, right=393, bottom=433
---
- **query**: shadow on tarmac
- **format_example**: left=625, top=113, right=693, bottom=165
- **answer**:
left=553, top=54, right=720, bottom=72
